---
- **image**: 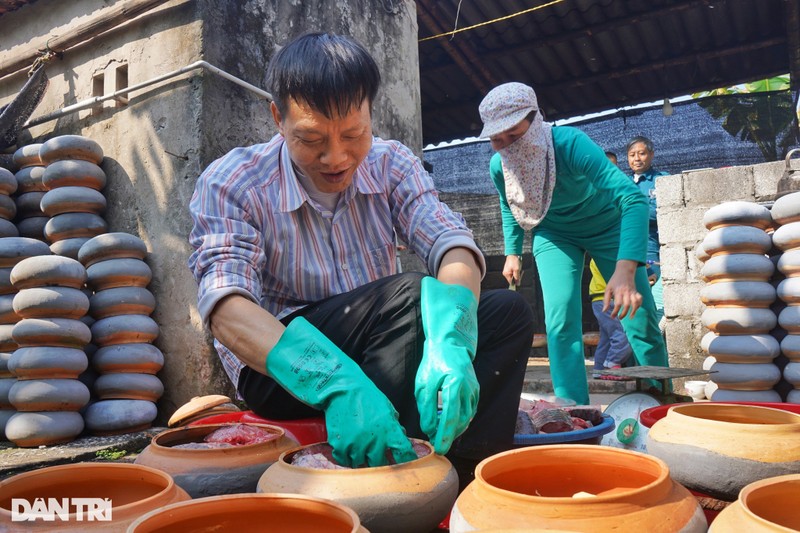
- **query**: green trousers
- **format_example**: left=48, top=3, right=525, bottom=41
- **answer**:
left=533, top=228, right=669, bottom=405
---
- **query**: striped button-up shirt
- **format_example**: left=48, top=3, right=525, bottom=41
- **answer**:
left=188, top=134, right=484, bottom=387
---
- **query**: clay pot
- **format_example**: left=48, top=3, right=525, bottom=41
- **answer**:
left=701, top=253, right=775, bottom=283
left=0, top=168, right=15, bottom=195
left=92, top=343, right=164, bottom=374
left=0, top=324, right=17, bottom=351
left=93, top=372, right=164, bottom=401
left=44, top=212, right=108, bottom=242
left=0, top=267, right=13, bottom=295
left=12, top=287, right=90, bottom=319
left=50, top=237, right=91, bottom=260
left=646, top=403, right=800, bottom=500
left=78, top=232, right=148, bottom=268
left=4, top=411, right=84, bottom=447
left=0, top=219, right=18, bottom=238
left=778, top=305, right=800, bottom=333
left=135, top=423, right=299, bottom=498
left=83, top=398, right=158, bottom=435
left=258, top=439, right=458, bottom=533
left=449, top=444, right=706, bottom=533
left=0, top=376, right=13, bottom=408
left=0, top=462, right=189, bottom=531
left=15, top=217, right=46, bottom=240
left=708, top=361, right=781, bottom=390
left=710, top=388, right=782, bottom=403
left=0, top=237, right=51, bottom=268
left=12, top=317, right=92, bottom=348
left=90, top=314, right=159, bottom=346
left=701, top=307, right=777, bottom=334
left=701, top=226, right=772, bottom=256
left=777, top=277, right=800, bottom=303
left=771, top=191, right=800, bottom=225
left=783, top=361, right=800, bottom=386
left=0, top=193, right=16, bottom=220
left=0, top=351, right=11, bottom=377
left=12, top=143, right=43, bottom=168
left=10, top=255, right=86, bottom=290
left=13, top=191, right=45, bottom=218
left=40, top=186, right=107, bottom=216
left=128, top=493, right=367, bottom=533
left=41, top=159, right=107, bottom=190
left=86, top=257, right=153, bottom=290
left=780, top=334, right=800, bottom=360
left=709, top=474, right=800, bottom=532
left=9, top=378, right=90, bottom=412
left=89, top=287, right=156, bottom=319
left=700, top=281, right=776, bottom=307
left=773, top=221, right=800, bottom=252
left=703, top=201, right=772, bottom=231
left=0, top=293, right=15, bottom=324
left=0, top=409, right=13, bottom=439
left=8, top=346, right=88, bottom=379
left=40, top=135, right=104, bottom=165
left=14, top=165, right=46, bottom=193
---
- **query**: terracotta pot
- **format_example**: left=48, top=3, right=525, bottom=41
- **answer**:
left=703, top=201, right=772, bottom=231
left=0, top=376, right=14, bottom=408
left=701, top=253, right=774, bottom=283
left=0, top=219, right=18, bottom=238
left=0, top=267, right=14, bottom=295
left=78, top=232, right=148, bottom=268
left=709, top=388, right=782, bottom=403
left=773, top=221, right=800, bottom=252
left=701, top=333, right=781, bottom=363
left=50, top=237, right=92, bottom=260
left=12, top=317, right=92, bottom=348
left=92, top=343, right=164, bottom=375
left=700, top=281, right=776, bottom=308
left=0, top=462, right=189, bottom=532
left=128, top=493, right=367, bottom=533
left=10, top=255, right=86, bottom=290
left=771, top=191, right=800, bottom=225
left=0, top=168, right=15, bottom=195
left=708, top=361, right=781, bottom=390
left=40, top=185, right=107, bottom=216
left=93, top=372, right=164, bottom=401
left=258, top=439, right=457, bottom=533
left=89, top=287, right=156, bottom=319
left=83, top=398, right=157, bottom=435
left=86, top=258, right=153, bottom=291
left=90, top=314, right=159, bottom=346
left=646, top=403, right=800, bottom=501
left=11, top=143, right=43, bottom=169
left=12, top=287, right=90, bottom=319
left=14, top=165, right=46, bottom=194
left=14, top=217, right=46, bottom=241
left=778, top=305, right=800, bottom=333
left=136, top=423, right=299, bottom=498
left=449, top=444, right=705, bottom=533
left=41, top=159, right=106, bottom=190
left=9, top=378, right=90, bottom=412
left=0, top=324, right=17, bottom=352
left=0, top=193, right=16, bottom=220
left=40, top=135, right=104, bottom=165
left=44, top=212, right=108, bottom=242
left=13, top=191, right=45, bottom=218
left=777, top=249, right=800, bottom=277
left=701, top=307, right=777, bottom=334
left=0, top=237, right=51, bottom=268
left=4, top=411, right=84, bottom=447
left=701, top=226, right=772, bottom=256
left=9, top=346, right=88, bottom=379
left=0, top=293, right=15, bottom=324
left=709, top=474, right=800, bottom=532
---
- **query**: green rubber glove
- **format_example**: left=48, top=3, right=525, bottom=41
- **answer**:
left=415, top=276, right=480, bottom=455
left=266, top=317, right=417, bottom=467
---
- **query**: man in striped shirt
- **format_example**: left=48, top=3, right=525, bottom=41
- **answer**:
left=188, top=33, right=533, bottom=483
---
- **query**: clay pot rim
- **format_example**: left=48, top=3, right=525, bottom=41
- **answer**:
left=128, top=492, right=364, bottom=532
left=474, top=444, right=670, bottom=502
left=735, top=473, right=800, bottom=531
left=277, top=438, right=435, bottom=472
left=0, top=462, right=180, bottom=517
left=666, top=403, right=800, bottom=427
left=149, top=423, right=288, bottom=454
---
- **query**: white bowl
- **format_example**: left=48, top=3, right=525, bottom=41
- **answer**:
left=684, top=380, right=708, bottom=400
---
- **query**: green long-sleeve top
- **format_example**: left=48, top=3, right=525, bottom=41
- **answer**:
left=489, top=126, right=649, bottom=263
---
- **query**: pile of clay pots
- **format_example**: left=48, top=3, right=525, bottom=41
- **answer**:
left=698, top=201, right=782, bottom=402
left=11, top=143, right=47, bottom=241
left=78, top=232, right=163, bottom=436
left=0, top=168, right=17, bottom=238
left=771, top=191, right=800, bottom=403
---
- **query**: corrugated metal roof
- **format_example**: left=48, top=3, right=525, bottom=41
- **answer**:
left=417, top=0, right=794, bottom=145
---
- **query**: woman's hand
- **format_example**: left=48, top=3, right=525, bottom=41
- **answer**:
left=502, top=255, right=524, bottom=287
left=603, top=259, right=642, bottom=319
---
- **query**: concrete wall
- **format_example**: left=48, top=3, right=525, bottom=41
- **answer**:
left=657, top=160, right=787, bottom=373
left=0, top=0, right=421, bottom=422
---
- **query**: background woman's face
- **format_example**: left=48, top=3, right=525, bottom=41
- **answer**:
left=489, top=119, right=532, bottom=151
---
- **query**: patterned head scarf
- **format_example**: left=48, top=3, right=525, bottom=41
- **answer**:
left=479, top=82, right=556, bottom=231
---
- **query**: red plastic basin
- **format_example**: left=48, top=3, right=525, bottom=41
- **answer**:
left=639, top=401, right=800, bottom=428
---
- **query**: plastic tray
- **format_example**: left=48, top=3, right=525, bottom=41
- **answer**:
left=187, top=411, right=326, bottom=445
left=512, top=414, right=615, bottom=446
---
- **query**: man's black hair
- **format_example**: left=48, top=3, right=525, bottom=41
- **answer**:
left=266, top=32, right=381, bottom=119
left=626, top=136, right=655, bottom=153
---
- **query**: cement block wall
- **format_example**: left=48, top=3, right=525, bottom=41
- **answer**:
left=657, top=160, right=787, bottom=371
left=0, top=0, right=421, bottom=422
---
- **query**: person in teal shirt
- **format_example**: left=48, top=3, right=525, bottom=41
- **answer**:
left=478, top=82, right=669, bottom=405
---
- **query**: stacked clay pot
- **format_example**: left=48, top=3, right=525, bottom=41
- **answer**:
left=40, top=135, right=108, bottom=259
left=78, top=232, right=162, bottom=435
left=5, top=255, right=91, bottom=447
left=699, top=201, right=782, bottom=403
left=709, top=473, right=800, bottom=532
left=11, top=144, right=47, bottom=241
left=0, top=167, right=18, bottom=238
left=449, top=444, right=706, bottom=532
left=771, top=191, right=800, bottom=403
left=0, top=238, right=52, bottom=440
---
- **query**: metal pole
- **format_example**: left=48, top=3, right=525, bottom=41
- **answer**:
left=24, top=60, right=272, bottom=128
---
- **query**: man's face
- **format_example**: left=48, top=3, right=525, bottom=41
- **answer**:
left=627, top=142, right=654, bottom=174
left=271, top=98, right=373, bottom=193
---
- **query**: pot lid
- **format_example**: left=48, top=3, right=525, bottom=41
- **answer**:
left=168, top=394, right=238, bottom=427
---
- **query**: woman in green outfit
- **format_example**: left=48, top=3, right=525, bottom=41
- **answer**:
left=478, top=82, right=668, bottom=405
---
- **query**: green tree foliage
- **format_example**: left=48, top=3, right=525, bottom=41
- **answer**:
left=693, top=76, right=799, bottom=161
